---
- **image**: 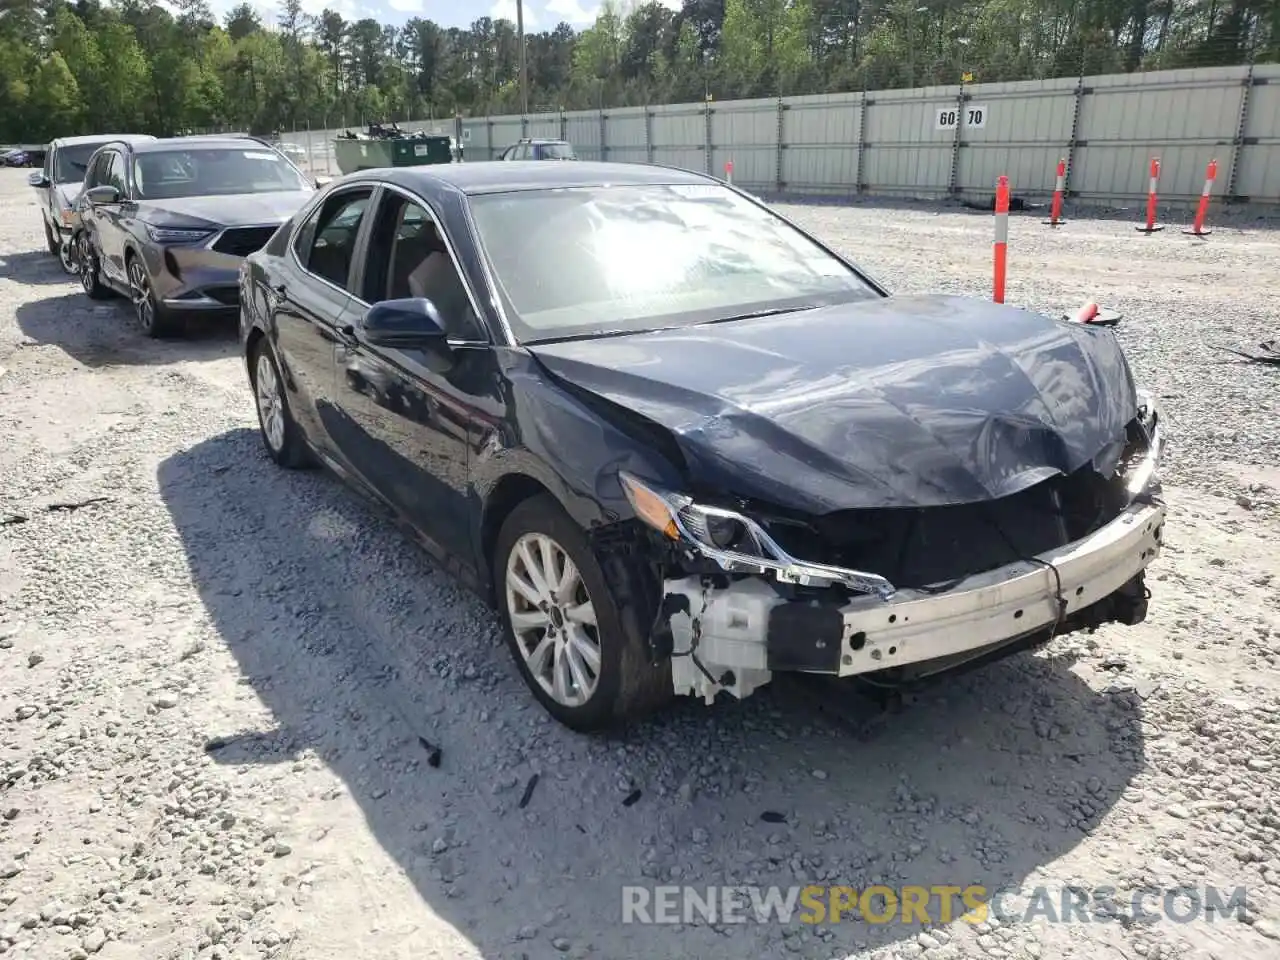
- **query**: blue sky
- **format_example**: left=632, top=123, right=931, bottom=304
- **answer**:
left=207, top=0, right=682, bottom=31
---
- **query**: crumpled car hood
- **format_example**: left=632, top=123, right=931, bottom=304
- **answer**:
left=528, top=294, right=1139, bottom=513
left=137, top=191, right=314, bottom=229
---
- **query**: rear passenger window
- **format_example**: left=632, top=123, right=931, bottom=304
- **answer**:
left=295, top=188, right=372, bottom=293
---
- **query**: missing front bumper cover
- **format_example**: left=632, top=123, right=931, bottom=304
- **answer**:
left=660, top=499, right=1166, bottom=704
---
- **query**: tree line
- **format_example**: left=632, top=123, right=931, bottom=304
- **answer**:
left=1, top=0, right=1274, bottom=144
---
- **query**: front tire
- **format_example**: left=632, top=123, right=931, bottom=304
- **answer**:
left=494, top=494, right=672, bottom=731
left=250, top=337, right=311, bottom=469
left=127, top=254, right=176, bottom=338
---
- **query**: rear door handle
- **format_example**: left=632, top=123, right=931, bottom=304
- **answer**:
left=271, top=282, right=288, bottom=298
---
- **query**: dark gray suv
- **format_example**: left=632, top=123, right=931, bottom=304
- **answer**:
left=74, top=135, right=317, bottom=337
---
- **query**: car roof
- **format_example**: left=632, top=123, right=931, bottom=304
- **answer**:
left=386, top=160, right=715, bottom=196
left=130, top=136, right=271, bottom=154
left=53, top=134, right=156, bottom=148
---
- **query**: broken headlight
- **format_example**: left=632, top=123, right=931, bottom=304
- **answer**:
left=617, top=471, right=896, bottom=598
left=1120, top=388, right=1164, bottom=498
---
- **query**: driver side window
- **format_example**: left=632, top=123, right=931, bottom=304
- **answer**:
left=104, top=152, right=127, bottom=196
left=294, top=188, right=372, bottom=292
left=84, top=152, right=107, bottom=189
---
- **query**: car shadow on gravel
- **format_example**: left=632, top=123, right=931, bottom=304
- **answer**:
left=15, top=292, right=237, bottom=368
left=0, top=249, right=79, bottom=287
left=159, top=428, right=1148, bottom=960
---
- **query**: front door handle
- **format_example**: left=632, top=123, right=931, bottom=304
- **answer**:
left=271, top=282, right=288, bottom=298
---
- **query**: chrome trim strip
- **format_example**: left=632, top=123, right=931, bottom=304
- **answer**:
left=163, top=294, right=234, bottom=308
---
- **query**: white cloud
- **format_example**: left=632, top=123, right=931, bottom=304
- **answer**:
left=387, top=0, right=421, bottom=11
left=489, top=0, right=537, bottom=26
left=544, top=0, right=598, bottom=25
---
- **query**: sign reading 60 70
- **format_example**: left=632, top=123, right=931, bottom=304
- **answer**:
left=935, top=105, right=988, bottom=130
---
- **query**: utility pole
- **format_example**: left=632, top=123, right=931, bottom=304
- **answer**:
left=516, top=0, right=529, bottom=115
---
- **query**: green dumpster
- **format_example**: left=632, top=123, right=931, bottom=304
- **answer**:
left=333, top=135, right=453, bottom=175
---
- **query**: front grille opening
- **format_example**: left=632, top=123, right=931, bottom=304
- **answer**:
left=763, top=462, right=1132, bottom=591
left=212, top=226, right=279, bottom=258
left=204, top=287, right=239, bottom=306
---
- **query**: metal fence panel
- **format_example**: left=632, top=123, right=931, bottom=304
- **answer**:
left=565, top=111, right=600, bottom=161
left=314, top=64, right=1278, bottom=205
left=1072, top=66, right=1245, bottom=199
left=489, top=118, right=524, bottom=157
left=650, top=104, right=706, bottom=174
left=1236, top=63, right=1280, bottom=202
left=604, top=107, right=647, bottom=164
left=861, top=87, right=958, bottom=195
left=709, top=98, right=776, bottom=186
left=780, top=93, right=861, bottom=191
left=526, top=113, right=560, bottom=140
left=955, top=78, right=1077, bottom=195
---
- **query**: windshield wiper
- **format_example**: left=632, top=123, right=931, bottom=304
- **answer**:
left=526, top=325, right=681, bottom=346
left=699, top=304, right=822, bottom=326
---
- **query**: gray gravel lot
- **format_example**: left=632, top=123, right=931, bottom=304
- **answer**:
left=2, top=167, right=1279, bottom=960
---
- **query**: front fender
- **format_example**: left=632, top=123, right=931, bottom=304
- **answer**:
left=470, top=355, right=687, bottom=557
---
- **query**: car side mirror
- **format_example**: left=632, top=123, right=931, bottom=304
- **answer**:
left=314, top=176, right=333, bottom=189
left=84, top=185, right=120, bottom=205
left=27, top=171, right=50, bottom=188
left=357, top=298, right=453, bottom=369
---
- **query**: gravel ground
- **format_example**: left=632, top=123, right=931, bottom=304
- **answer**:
left=2, top=166, right=1279, bottom=960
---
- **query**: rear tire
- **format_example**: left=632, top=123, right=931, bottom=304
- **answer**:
left=250, top=336, right=311, bottom=469
left=494, top=494, right=672, bottom=731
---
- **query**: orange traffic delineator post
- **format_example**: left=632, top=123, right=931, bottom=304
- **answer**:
left=725, top=160, right=733, bottom=185
left=1072, top=300, right=1123, bottom=327
left=1183, top=158, right=1218, bottom=238
left=993, top=175, right=1009, bottom=304
left=1136, top=157, right=1164, bottom=233
left=1043, top=158, right=1067, bottom=226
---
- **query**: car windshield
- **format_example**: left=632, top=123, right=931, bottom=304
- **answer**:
left=466, top=183, right=878, bottom=343
left=131, top=147, right=310, bottom=200
left=55, top=143, right=108, bottom=184
left=541, top=142, right=575, bottom=159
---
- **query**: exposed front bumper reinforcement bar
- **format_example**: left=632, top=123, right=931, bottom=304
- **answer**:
left=662, top=499, right=1166, bottom=703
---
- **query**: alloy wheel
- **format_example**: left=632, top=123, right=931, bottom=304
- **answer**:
left=505, top=532, right=602, bottom=708
left=128, top=259, right=153, bottom=331
left=255, top=352, right=286, bottom=453
left=58, top=238, right=77, bottom=274
left=78, top=236, right=95, bottom=294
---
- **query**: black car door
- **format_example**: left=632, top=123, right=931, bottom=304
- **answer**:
left=327, top=185, right=495, bottom=568
left=270, top=184, right=374, bottom=457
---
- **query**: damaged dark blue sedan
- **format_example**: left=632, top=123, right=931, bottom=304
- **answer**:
left=237, top=160, right=1167, bottom=731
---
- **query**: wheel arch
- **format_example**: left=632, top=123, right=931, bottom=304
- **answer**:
left=243, top=325, right=267, bottom=375
left=479, top=473, right=560, bottom=603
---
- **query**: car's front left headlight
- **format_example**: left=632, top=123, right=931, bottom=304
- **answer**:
left=1121, top=388, right=1165, bottom=498
left=617, top=471, right=896, bottom=598
left=145, top=224, right=213, bottom=244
